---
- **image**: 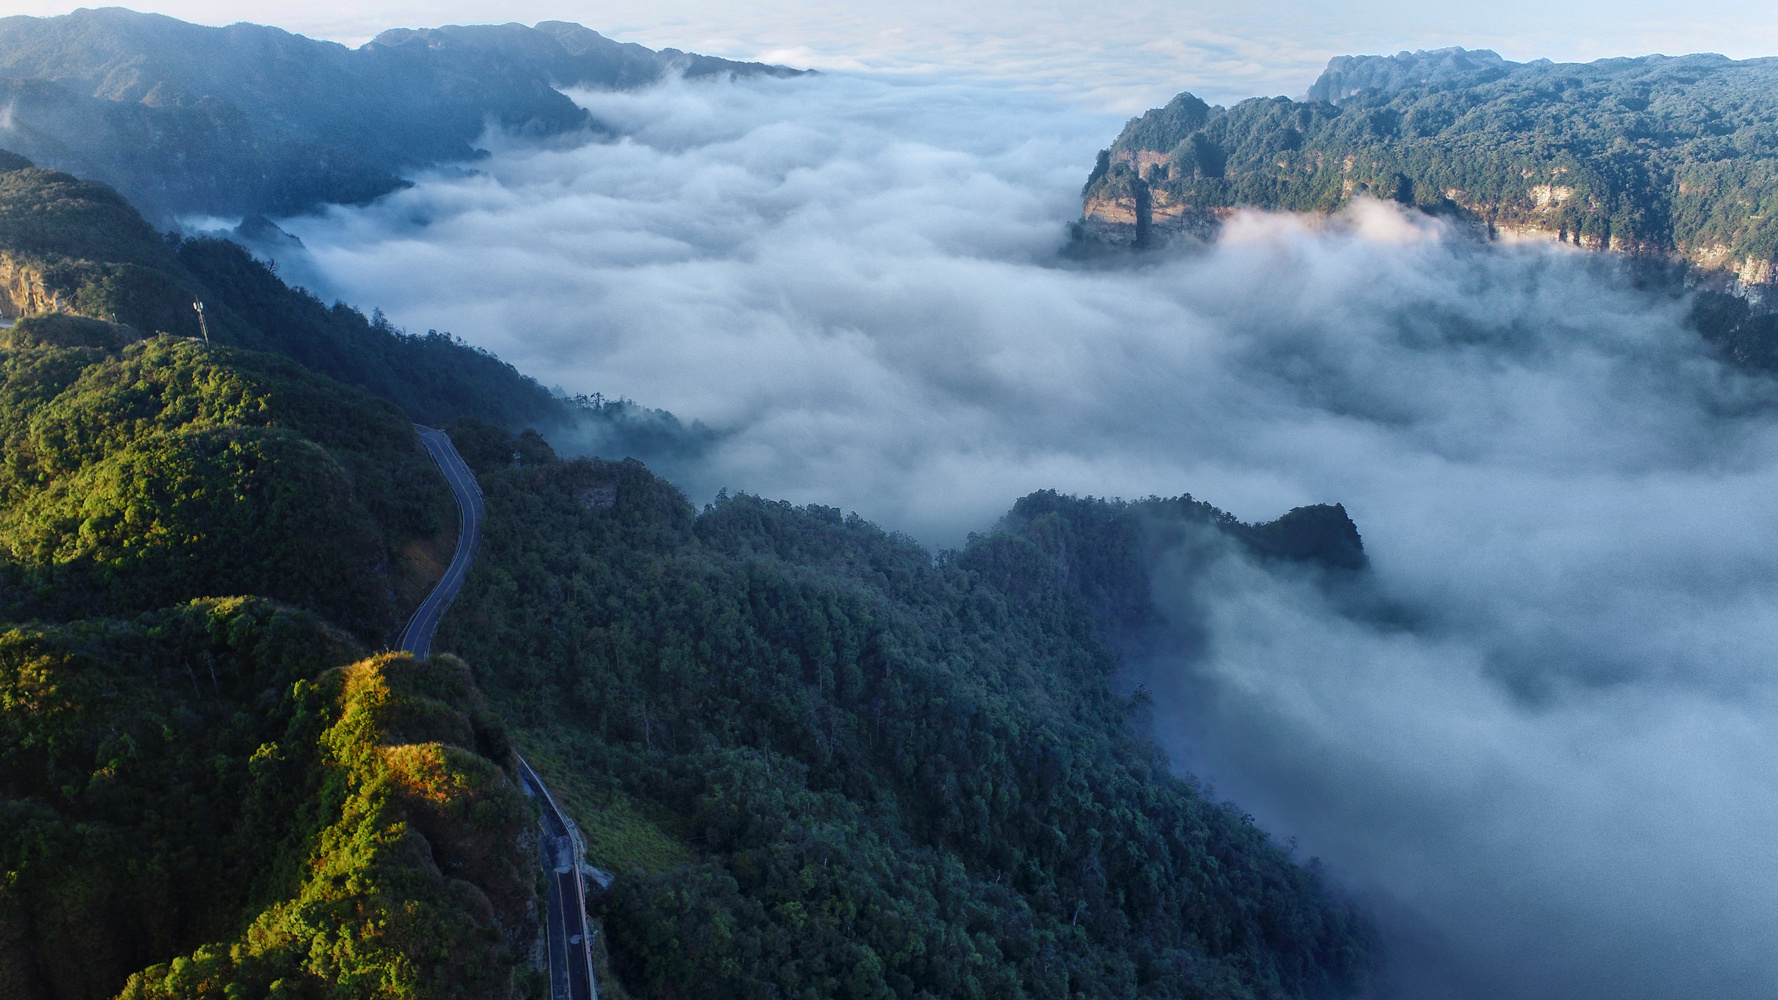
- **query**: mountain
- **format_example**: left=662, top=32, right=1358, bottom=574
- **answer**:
left=2, top=605, right=537, bottom=1000
left=433, top=453, right=1376, bottom=998
left=1305, top=47, right=1516, bottom=104
left=0, top=287, right=542, bottom=997
left=0, top=152, right=573, bottom=427
left=0, top=334, right=453, bottom=641
left=1078, top=47, right=1778, bottom=290
left=0, top=8, right=802, bottom=222
left=0, top=144, right=1378, bottom=997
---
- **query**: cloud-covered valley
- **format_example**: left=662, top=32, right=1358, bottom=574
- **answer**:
left=278, top=72, right=1778, bottom=998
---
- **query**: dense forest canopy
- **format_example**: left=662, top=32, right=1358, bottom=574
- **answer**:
left=0, top=326, right=1380, bottom=999
left=0, top=600, right=537, bottom=1000
left=435, top=439, right=1376, bottom=1000
left=0, top=336, right=454, bottom=641
left=0, top=154, right=568, bottom=428
left=0, top=208, right=564, bottom=994
left=0, top=144, right=570, bottom=996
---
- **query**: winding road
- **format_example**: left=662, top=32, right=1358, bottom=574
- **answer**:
left=399, top=426, right=484, bottom=660
left=402, top=424, right=599, bottom=1000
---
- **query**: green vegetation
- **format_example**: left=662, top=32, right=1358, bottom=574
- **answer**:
left=1086, top=50, right=1778, bottom=272
left=0, top=139, right=1380, bottom=1000
left=0, top=598, right=537, bottom=1000
left=0, top=155, right=568, bottom=429
left=438, top=449, right=1375, bottom=1000
left=0, top=159, right=564, bottom=1000
left=173, top=239, right=564, bottom=429
left=0, top=336, right=453, bottom=642
left=0, top=314, right=131, bottom=350
left=0, top=140, right=719, bottom=466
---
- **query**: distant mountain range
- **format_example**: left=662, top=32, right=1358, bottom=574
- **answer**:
left=0, top=8, right=802, bottom=222
left=1079, top=47, right=1778, bottom=290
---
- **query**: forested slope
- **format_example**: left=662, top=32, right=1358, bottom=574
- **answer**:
left=0, top=332, right=1380, bottom=1000
left=1081, top=47, right=1778, bottom=287
left=436, top=425, right=1376, bottom=1000
left=0, top=335, right=456, bottom=640
left=0, top=320, right=547, bottom=999
left=0, top=601, right=538, bottom=1000
left=0, top=152, right=724, bottom=456
left=0, top=154, right=566, bottom=429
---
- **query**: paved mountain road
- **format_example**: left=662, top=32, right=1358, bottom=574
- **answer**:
left=520, top=757, right=600, bottom=1000
left=403, top=424, right=598, bottom=1000
left=399, top=426, right=483, bottom=660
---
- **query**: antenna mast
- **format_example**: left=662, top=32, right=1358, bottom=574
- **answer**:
left=192, top=300, right=209, bottom=346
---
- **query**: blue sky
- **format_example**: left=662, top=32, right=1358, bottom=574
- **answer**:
left=10, top=0, right=1778, bottom=109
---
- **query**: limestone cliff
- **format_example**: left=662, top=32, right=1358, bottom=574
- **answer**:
left=0, top=252, right=68, bottom=318
left=1079, top=49, right=1778, bottom=294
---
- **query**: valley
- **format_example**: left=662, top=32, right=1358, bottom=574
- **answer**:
left=3, top=9, right=1778, bottom=1000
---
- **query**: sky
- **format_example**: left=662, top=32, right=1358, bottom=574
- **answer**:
left=10, top=0, right=1778, bottom=109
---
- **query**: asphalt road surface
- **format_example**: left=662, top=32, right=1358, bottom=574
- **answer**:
left=399, top=426, right=483, bottom=659
left=400, top=424, right=598, bottom=1000
left=520, top=756, right=600, bottom=1000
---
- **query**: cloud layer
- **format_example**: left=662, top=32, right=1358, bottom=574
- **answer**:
left=281, top=73, right=1778, bottom=998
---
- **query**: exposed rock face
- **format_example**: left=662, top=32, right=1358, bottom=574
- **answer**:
left=1149, top=190, right=1235, bottom=241
left=1077, top=50, right=1778, bottom=294
left=1084, top=193, right=1141, bottom=227
left=1078, top=166, right=1228, bottom=248
left=0, top=253, right=64, bottom=318
left=1081, top=193, right=1144, bottom=246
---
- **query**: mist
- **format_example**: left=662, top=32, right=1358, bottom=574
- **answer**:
left=277, top=71, right=1778, bottom=998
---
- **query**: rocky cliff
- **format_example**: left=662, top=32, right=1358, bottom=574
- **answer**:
left=1079, top=48, right=1778, bottom=292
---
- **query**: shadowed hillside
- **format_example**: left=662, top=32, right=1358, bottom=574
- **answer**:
left=0, top=8, right=803, bottom=221
left=436, top=443, right=1376, bottom=1000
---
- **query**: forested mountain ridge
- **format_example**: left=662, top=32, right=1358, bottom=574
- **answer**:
left=0, top=149, right=718, bottom=459
left=1080, top=47, right=1778, bottom=289
left=0, top=328, right=545, bottom=997
left=0, top=152, right=568, bottom=428
left=0, top=7, right=802, bottom=221
left=2, top=603, right=540, bottom=1000
left=433, top=424, right=1376, bottom=999
left=0, top=132, right=654, bottom=996
left=0, top=149, right=1381, bottom=997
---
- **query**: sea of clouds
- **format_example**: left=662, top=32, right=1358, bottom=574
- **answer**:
left=278, top=71, right=1778, bottom=998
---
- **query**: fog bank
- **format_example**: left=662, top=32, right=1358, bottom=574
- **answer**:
left=283, top=72, right=1778, bottom=998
